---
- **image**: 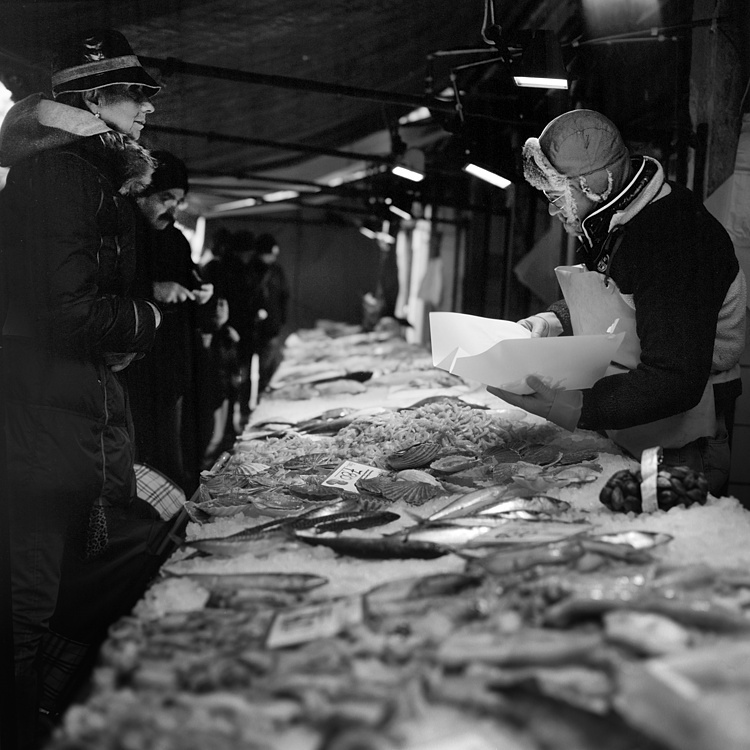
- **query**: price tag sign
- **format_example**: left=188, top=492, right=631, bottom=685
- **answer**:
left=266, top=596, right=364, bottom=649
left=321, top=460, right=386, bottom=493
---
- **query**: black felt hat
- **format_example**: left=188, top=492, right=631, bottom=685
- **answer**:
left=51, top=28, right=160, bottom=98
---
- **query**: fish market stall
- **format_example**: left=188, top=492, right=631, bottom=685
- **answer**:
left=44, top=323, right=750, bottom=750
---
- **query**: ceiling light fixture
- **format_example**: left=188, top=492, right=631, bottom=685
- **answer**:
left=512, top=30, right=569, bottom=90
left=391, top=165, right=424, bottom=183
left=211, top=197, right=258, bottom=212
left=262, top=189, right=301, bottom=202
left=359, top=226, right=396, bottom=243
left=391, top=146, right=425, bottom=183
left=462, top=162, right=512, bottom=189
left=385, top=196, right=413, bottom=220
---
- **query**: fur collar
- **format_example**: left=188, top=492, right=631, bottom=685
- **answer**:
left=0, top=93, right=155, bottom=195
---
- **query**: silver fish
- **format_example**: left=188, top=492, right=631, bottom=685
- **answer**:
left=399, top=523, right=497, bottom=546
left=183, top=572, right=328, bottom=592
left=428, top=485, right=511, bottom=521
left=294, top=530, right=447, bottom=559
left=477, top=495, right=570, bottom=517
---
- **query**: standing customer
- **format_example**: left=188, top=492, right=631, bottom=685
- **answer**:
left=488, top=109, right=746, bottom=496
left=222, top=230, right=259, bottom=428
left=252, top=233, right=290, bottom=395
left=0, top=28, right=161, bottom=749
left=127, top=150, right=213, bottom=495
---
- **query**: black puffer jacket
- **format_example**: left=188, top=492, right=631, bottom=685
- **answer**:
left=0, top=94, right=159, bottom=513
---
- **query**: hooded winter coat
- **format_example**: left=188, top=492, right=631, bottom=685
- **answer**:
left=0, top=93, right=160, bottom=517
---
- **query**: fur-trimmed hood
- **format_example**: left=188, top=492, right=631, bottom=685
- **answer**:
left=0, top=93, right=155, bottom=195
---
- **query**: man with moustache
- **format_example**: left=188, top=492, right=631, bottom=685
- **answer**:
left=126, top=151, right=213, bottom=495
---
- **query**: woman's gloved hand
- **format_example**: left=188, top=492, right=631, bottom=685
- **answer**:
left=517, top=312, right=563, bottom=338
left=487, top=375, right=582, bottom=431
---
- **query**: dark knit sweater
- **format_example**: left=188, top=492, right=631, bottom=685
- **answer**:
left=549, top=161, right=743, bottom=432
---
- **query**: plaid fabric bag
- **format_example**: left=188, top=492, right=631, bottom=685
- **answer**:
left=38, top=630, right=93, bottom=720
left=134, top=462, right=186, bottom=520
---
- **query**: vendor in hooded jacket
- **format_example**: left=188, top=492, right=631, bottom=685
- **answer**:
left=0, top=28, right=162, bottom=749
left=488, top=109, right=746, bottom=497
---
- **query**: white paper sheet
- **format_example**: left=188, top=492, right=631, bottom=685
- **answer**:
left=429, top=311, right=625, bottom=394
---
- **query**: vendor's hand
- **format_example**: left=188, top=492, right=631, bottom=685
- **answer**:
left=192, top=283, right=214, bottom=305
left=153, top=281, right=195, bottom=304
left=487, top=375, right=582, bottom=432
left=517, top=312, right=563, bottom=338
left=103, top=352, right=138, bottom=372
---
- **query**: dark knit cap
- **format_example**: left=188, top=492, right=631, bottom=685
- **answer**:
left=148, top=150, right=189, bottom=194
left=255, top=233, right=278, bottom=256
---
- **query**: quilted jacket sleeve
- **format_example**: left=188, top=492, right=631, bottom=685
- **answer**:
left=24, top=150, right=158, bottom=356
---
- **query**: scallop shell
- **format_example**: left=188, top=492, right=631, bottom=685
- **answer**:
left=395, top=469, right=443, bottom=486
left=484, top=448, right=522, bottom=465
left=194, top=494, right=253, bottom=517
left=356, top=476, right=396, bottom=498
left=287, top=482, right=342, bottom=500
left=283, top=453, right=339, bottom=471
left=252, top=491, right=306, bottom=512
left=379, top=480, right=440, bottom=506
left=387, top=442, right=442, bottom=470
left=231, top=462, right=270, bottom=475
left=200, top=472, right=249, bottom=494
left=519, top=445, right=563, bottom=466
left=557, top=449, right=599, bottom=466
left=430, top=455, right=480, bottom=474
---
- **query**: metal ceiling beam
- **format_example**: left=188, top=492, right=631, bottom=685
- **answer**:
left=140, top=55, right=457, bottom=114
left=147, top=124, right=393, bottom=163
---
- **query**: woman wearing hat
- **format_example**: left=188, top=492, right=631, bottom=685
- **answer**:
left=0, top=28, right=162, bottom=748
left=488, top=109, right=746, bottom=497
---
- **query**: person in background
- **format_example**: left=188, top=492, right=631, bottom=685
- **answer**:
left=127, top=150, right=213, bottom=496
left=488, top=109, right=746, bottom=496
left=252, top=233, right=290, bottom=396
left=0, top=28, right=162, bottom=749
left=222, top=229, right=260, bottom=429
left=196, top=295, right=242, bottom=467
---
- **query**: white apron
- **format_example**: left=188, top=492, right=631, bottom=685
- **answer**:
left=555, top=264, right=717, bottom=457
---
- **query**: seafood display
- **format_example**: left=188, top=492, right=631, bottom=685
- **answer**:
left=45, top=324, right=750, bottom=750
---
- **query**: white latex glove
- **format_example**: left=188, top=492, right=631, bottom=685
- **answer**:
left=517, top=312, right=563, bottom=338
left=487, top=375, right=582, bottom=432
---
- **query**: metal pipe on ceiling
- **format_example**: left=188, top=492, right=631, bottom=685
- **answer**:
left=147, top=124, right=393, bottom=163
left=140, top=55, right=457, bottom=115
